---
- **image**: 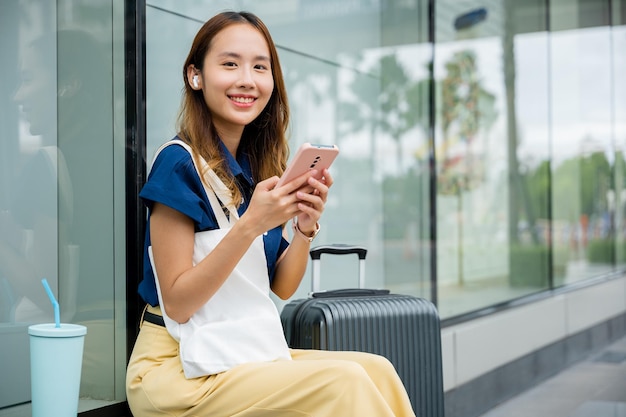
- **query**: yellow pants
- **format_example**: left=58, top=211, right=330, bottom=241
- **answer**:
left=126, top=307, right=416, bottom=417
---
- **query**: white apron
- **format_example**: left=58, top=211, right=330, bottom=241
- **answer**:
left=148, top=140, right=291, bottom=378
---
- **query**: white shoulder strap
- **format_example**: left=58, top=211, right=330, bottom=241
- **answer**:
left=151, top=140, right=236, bottom=228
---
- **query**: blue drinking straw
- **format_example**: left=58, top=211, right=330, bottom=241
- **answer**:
left=41, top=278, right=60, bottom=328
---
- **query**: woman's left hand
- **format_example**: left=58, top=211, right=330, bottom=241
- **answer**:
left=294, top=168, right=333, bottom=234
left=272, top=168, right=334, bottom=299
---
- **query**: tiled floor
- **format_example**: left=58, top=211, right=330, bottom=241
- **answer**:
left=480, top=336, right=626, bottom=417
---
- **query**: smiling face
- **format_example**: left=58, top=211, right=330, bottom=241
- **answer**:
left=191, top=23, right=274, bottom=139
left=14, top=43, right=56, bottom=137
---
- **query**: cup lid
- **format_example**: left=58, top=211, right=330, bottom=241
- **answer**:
left=28, top=323, right=87, bottom=337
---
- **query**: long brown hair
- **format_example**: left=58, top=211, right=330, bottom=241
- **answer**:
left=177, top=11, right=290, bottom=207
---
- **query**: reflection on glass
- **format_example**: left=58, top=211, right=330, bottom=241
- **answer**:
left=57, top=27, right=116, bottom=401
left=550, top=24, right=614, bottom=286
left=613, top=6, right=626, bottom=269
left=435, top=1, right=551, bottom=318
left=2, top=12, right=59, bottom=325
left=0, top=0, right=60, bottom=409
left=0, top=0, right=121, bottom=411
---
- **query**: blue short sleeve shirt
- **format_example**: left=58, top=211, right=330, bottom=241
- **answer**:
left=137, top=139, right=289, bottom=306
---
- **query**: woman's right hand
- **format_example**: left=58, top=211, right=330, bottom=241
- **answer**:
left=241, top=170, right=317, bottom=236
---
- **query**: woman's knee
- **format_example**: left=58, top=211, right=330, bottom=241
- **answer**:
left=317, top=359, right=375, bottom=391
left=320, top=360, right=396, bottom=415
left=351, top=351, right=397, bottom=375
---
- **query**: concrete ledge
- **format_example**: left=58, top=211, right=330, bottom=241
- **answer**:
left=443, top=310, right=626, bottom=417
left=441, top=276, right=626, bottom=390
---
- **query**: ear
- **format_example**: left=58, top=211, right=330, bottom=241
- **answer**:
left=187, top=65, right=201, bottom=89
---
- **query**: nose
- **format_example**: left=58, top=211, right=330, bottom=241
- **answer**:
left=237, top=67, right=255, bottom=88
left=13, top=83, right=24, bottom=103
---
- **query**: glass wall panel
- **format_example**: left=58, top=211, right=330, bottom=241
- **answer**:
left=435, top=0, right=551, bottom=317
left=145, top=0, right=625, bottom=323
left=146, top=1, right=432, bottom=302
left=0, top=1, right=57, bottom=407
left=378, top=2, right=433, bottom=298
left=613, top=1, right=626, bottom=269
left=550, top=0, right=614, bottom=286
left=0, top=0, right=126, bottom=413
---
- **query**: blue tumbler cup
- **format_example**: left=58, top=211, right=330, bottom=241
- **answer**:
left=28, top=323, right=87, bottom=417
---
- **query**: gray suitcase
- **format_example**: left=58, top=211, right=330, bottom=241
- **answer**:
left=280, top=244, right=444, bottom=417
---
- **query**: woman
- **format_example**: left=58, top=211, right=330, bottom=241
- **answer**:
left=126, top=11, right=415, bottom=416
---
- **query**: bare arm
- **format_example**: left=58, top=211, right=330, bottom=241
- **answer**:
left=0, top=211, right=58, bottom=311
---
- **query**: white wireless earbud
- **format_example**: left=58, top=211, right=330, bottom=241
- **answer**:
left=192, top=75, right=199, bottom=88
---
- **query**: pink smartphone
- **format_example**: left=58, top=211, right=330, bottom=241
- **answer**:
left=276, top=142, right=339, bottom=188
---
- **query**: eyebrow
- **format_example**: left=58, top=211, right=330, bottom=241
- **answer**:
left=217, top=51, right=270, bottom=62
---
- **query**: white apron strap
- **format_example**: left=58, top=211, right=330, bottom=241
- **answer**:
left=151, top=140, right=235, bottom=229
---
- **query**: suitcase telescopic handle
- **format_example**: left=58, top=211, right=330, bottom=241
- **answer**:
left=309, top=244, right=367, bottom=292
left=309, top=244, right=367, bottom=260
